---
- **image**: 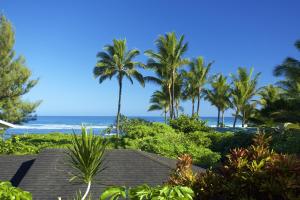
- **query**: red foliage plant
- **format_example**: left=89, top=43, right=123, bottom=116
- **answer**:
left=168, top=132, right=300, bottom=200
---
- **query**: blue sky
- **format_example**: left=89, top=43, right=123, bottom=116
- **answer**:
left=1, top=0, right=300, bottom=117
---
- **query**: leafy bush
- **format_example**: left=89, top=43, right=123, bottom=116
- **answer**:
left=121, top=121, right=221, bottom=167
left=0, top=181, right=32, bottom=200
left=169, top=115, right=211, bottom=133
left=206, top=131, right=253, bottom=156
left=100, top=184, right=194, bottom=200
left=0, top=133, right=74, bottom=155
left=170, top=133, right=300, bottom=200
left=270, top=128, right=300, bottom=155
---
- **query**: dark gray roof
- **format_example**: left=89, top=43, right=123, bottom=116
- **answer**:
left=0, top=149, right=204, bottom=200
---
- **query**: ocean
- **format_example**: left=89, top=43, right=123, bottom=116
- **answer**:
left=4, top=116, right=241, bottom=136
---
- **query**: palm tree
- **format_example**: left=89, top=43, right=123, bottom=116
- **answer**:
left=93, top=39, right=145, bottom=136
left=145, top=32, right=189, bottom=119
left=257, top=85, right=282, bottom=107
left=181, top=70, right=198, bottom=115
left=183, top=56, right=213, bottom=116
left=274, top=39, right=300, bottom=97
left=204, top=74, right=231, bottom=127
left=230, top=67, right=260, bottom=127
left=148, top=89, right=170, bottom=123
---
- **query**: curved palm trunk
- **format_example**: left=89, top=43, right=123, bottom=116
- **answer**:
left=217, top=108, right=220, bottom=127
left=233, top=110, right=238, bottom=128
left=116, top=77, right=122, bottom=137
left=196, top=88, right=201, bottom=117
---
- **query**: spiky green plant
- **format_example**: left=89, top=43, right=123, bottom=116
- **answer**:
left=93, top=39, right=145, bottom=136
left=67, top=127, right=106, bottom=200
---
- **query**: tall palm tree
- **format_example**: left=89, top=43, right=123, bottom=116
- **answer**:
left=188, top=57, right=212, bottom=117
left=274, top=40, right=300, bottom=97
left=145, top=32, right=189, bottom=119
left=181, top=69, right=198, bottom=115
left=230, top=67, right=260, bottom=127
left=93, top=39, right=145, bottom=136
left=204, top=74, right=231, bottom=127
left=148, top=89, right=170, bottom=123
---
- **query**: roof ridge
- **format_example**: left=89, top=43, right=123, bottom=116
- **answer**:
left=132, top=150, right=175, bottom=170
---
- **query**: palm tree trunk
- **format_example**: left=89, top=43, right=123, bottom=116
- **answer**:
left=176, top=100, right=179, bottom=118
left=221, top=110, right=225, bottom=127
left=171, top=70, right=175, bottom=119
left=164, top=108, right=167, bottom=124
left=217, top=108, right=220, bottom=127
left=116, top=77, right=122, bottom=137
left=233, top=110, right=238, bottom=128
left=196, top=87, right=201, bottom=117
left=168, top=85, right=172, bottom=119
left=242, top=110, right=245, bottom=127
left=192, top=98, right=195, bottom=116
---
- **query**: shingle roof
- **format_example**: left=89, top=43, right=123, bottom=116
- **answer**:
left=0, top=149, right=204, bottom=200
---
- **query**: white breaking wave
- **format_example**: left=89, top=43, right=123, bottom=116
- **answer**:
left=12, top=124, right=108, bottom=130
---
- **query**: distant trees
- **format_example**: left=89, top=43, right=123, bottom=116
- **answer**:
left=93, top=39, right=145, bottom=136
left=182, top=57, right=212, bottom=117
left=205, top=74, right=231, bottom=127
left=230, top=67, right=260, bottom=127
left=0, top=15, right=40, bottom=124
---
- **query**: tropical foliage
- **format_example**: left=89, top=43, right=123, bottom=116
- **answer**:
left=168, top=133, right=300, bottom=200
left=100, top=184, right=194, bottom=200
left=67, top=127, right=107, bottom=200
left=205, top=74, right=231, bottom=127
left=230, top=67, right=260, bottom=127
left=182, top=57, right=212, bottom=116
left=145, top=32, right=189, bottom=119
left=252, top=40, right=300, bottom=125
left=94, top=39, right=145, bottom=136
left=0, top=15, right=40, bottom=124
left=0, top=181, right=32, bottom=200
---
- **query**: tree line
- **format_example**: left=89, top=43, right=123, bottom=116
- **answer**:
left=94, top=33, right=300, bottom=135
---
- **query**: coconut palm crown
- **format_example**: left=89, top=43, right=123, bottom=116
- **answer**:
left=145, top=32, right=189, bottom=119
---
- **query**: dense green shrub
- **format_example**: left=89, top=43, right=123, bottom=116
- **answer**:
left=0, top=181, right=32, bottom=200
left=0, top=133, right=74, bottom=154
left=121, top=122, right=221, bottom=167
left=206, top=131, right=253, bottom=156
left=169, top=115, right=211, bottom=133
left=270, top=128, right=300, bottom=155
left=100, top=184, right=194, bottom=200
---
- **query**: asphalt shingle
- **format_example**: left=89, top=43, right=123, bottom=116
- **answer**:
left=0, top=149, right=204, bottom=200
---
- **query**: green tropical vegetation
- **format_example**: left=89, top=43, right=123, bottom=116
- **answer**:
left=93, top=39, right=145, bottom=136
left=100, top=184, right=194, bottom=200
left=67, top=127, right=107, bottom=200
left=0, top=181, right=32, bottom=200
